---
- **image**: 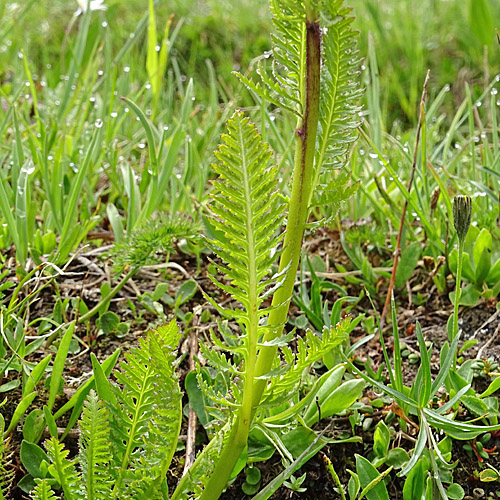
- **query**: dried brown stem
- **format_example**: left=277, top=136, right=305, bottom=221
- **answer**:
left=381, top=70, right=430, bottom=325
left=183, top=322, right=199, bottom=476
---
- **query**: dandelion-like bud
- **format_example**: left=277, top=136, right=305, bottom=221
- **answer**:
left=453, top=195, right=472, bottom=242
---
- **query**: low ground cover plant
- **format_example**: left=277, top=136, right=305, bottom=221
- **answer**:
left=0, top=0, right=500, bottom=499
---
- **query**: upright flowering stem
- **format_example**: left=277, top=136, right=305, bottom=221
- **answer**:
left=451, top=195, right=471, bottom=368
left=197, top=6, right=322, bottom=499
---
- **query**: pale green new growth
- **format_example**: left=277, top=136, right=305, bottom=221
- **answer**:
left=30, top=321, right=182, bottom=500
left=207, top=110, right=284, bottom=329
left=176, top=2, right=362, bottom=498
left=79, top=391, right=112, bottom=499
left=31, top=481, right=58, bottom=500
left=44, top=438, right=80, bottom=500
left=0, top=416, right=14, bottom=500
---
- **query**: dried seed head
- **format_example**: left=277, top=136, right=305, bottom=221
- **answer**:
left=430, top=186, right=441, bottom=213
left=453, top=195, right=472, bottom=242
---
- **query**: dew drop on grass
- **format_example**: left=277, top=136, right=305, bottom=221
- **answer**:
left=101, top=21, right=108, bottom=28
left=475, top=101, right=482, bottom=107
left=47, top=155, right=53, bottom=161
left=98, top=70, right=104, bottom=76
left=95, top=118, right=103, bottom=128
left=359, top=149, right=365, bottom=155
left=110, top=112, right=118, bottom=118
left=138, top=143, right=146, bottom=149
left=89, top=97, right=96, bottom=103
left=491, top=88, right=498, bottom=96
left=163, top=126, right=169, bottom=131
left=17, top=51, right=23, bottom=59
left=129, top=33, right=135, bottom=39
left=145, top=83, right=151, bottom=89
left=155, top=45, right=160, bottom=52
left=124, top=107, right=129, bottom=113
left=368, top=153, right=378, bottom=159
left=124, top=66, right=130, bottom=73
left=497, top=100, right=500, bottom=106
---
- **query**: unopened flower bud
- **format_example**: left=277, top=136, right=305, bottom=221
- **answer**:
left=453, top=195, right=472, bottom=242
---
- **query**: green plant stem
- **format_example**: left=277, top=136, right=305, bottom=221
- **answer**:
left=197, top=10, right=322, bottom=500
left=199, top=122, right=261, bottom=500
left=322, top=453, right=347, bottom=500
left=452, top=242, right=463, bottom=369
left=171, top=422, right=231, bottom=500
left=77, top=268, right=137, bottom=324
left=252, top=12, right=322, bottom=409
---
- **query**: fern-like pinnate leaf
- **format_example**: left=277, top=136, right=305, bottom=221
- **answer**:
left=315, top=1, right=362, bottom=172
left=31, top=321, right=182, bottom=500
left=0, top=416, right=14, bottom=500
left=31, top=481, right=59, bottom=500
left=235, top=1, right=305, bottom=118
left=44, top=438, right=81, bottom=500
left=108, top=319, right=182, bottom=498
left=78, top=390, right=112, bottom=499
left=235, top=0, right=361, bottom=212
left=111, top=213, right=199, bottom=273
left=128, top=323, right=183, bottom=499
left=260, top=321, right=350, bottom=407
left=208, top=111, right=284, bottom=325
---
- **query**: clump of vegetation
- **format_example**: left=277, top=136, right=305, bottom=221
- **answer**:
left=0, top=0, right=499, bottom=499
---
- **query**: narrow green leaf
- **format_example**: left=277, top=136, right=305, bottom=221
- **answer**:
left=403, top=459, right=425, bottom=500
left=4, top=391, right=37, bottom=437
left=48, top=322, right=75, bottom=411
left=23, top=354, right=52, bottom=397
left=399, top=426, right=427, bottom=477
left=356, top=455, right=390, bottom=500
left=479, top=376, right=500, bottom=398
left=90, top=353, right=118, bottom=409
left=53, top=348, right=120, bottom=420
